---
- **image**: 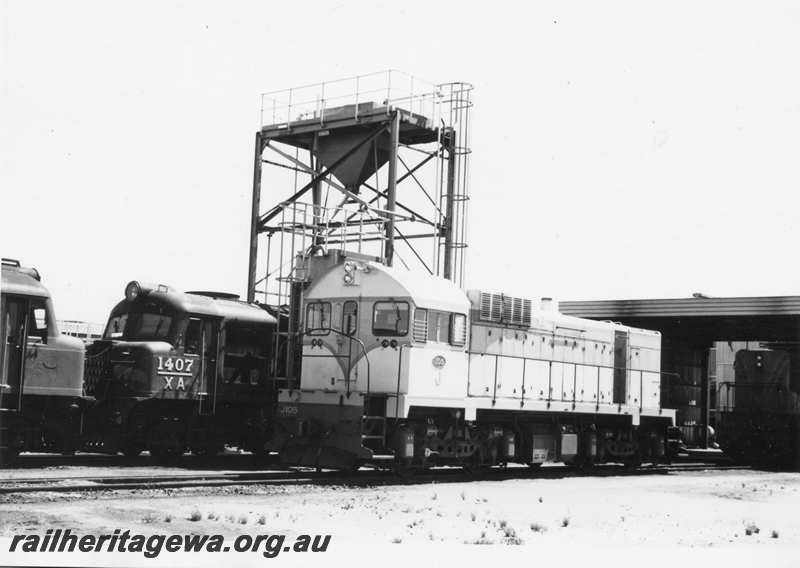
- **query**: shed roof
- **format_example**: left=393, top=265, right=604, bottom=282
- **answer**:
left=561, top=296, right=800, bottom=318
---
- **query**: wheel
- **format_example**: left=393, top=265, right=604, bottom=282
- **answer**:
left=191, top=444, right=222, bottom=458
left=147, top=421, right=186, bottom=462
left=623, top=455, right=642, bottom=469
left=149, top=445, right=179, bottom=463
left=0, top=448, right=17, bottom=469
left=462, top=450, right=491, bottom=476
left=121, top=444, right=143, bottom=458
left=393, top=460, right=417, bottom=478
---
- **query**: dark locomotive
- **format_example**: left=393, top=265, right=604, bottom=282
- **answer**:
left=717, top=349, right=800, bottom=467
left=82, top=281, right=278, bottom=459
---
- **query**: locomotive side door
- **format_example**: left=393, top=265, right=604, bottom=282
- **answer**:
left=185, top=317, right=220, bottom=415
left=0, top=295, right=29, bottom=411
left=613, top=330, right=629, bottom=404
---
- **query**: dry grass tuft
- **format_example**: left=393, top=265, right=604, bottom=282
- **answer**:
left=470, top=530, right=494, bottom=545
left=744, top=522, right=760, bottom=536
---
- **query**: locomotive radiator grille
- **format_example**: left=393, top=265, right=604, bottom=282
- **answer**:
left=478, top=292, right=532, bottom=327
left=84, top=343, right=112, bottom=396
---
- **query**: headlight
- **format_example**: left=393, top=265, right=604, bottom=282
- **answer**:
left=125, top=281, right=141, bottom=302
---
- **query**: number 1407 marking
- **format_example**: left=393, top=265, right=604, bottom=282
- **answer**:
left=157, top=356, right=194, bottom=374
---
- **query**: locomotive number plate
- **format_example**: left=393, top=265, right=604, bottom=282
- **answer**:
left=278, top=405, right=299, bottom=417
left=156, top=356, right=195, bottom=374
left=157, top=356, right=195, bottom=391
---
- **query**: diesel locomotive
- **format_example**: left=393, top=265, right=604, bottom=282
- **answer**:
left=266, top=251, right=676, bottom=471
left=1, top=258, right=85, bottom=463
left=717, top=349, right=800, bottom=467
left=83, top=281, right=278, bottom=459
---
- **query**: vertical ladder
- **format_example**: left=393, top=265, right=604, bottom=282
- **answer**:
left=361, top=395, right=388, bottom=451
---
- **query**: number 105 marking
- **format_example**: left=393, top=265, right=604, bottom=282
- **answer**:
left=157, top=356, right=194, bottom=373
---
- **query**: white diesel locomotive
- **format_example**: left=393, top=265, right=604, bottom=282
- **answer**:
left=268, top=251, right=675, bottom=471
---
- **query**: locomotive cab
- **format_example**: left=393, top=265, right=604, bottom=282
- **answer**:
left=1, top=258, right=85, bottom=462
left=269, top=253, right=472, bottom=468
left=84, top=281, right=277, bottom=459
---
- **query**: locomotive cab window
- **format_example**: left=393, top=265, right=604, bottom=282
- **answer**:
left=137, top=313, right=172, bottom=340
left=224, top=323, right=269, bottom=385
left=373, top=301, right=409, bottom=336
left=27, top=300, right=48, bottom=343
left=427, top=310, right=451, bottom=343
left=342, top=301, right=358, bottom=336
left=105, top=313, right=128, bottom=338
left=184, top=318, right=203, bottom=355
left=306, top=302, right=331, bottom=335
left=103, top=304, right=174, bottom=343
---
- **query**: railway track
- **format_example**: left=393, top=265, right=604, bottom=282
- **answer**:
left=0, top=463, right=750, bottom=495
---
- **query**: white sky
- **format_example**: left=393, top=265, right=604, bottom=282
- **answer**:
left=2, top=1, right=799, bottom=323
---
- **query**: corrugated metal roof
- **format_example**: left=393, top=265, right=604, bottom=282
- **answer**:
left=560, top=296, right=800, bottom=318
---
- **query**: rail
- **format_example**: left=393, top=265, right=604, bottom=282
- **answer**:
left=0, top=462, right=749, bottom=495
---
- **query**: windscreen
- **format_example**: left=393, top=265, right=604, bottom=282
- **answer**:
left=104, top=310, right=174, bottom=342
left=373, top=301, right=409, bottom=336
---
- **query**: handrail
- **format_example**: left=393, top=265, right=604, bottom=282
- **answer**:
left=394, top=344, right=407, bottom=419
left=304, top=327, right=370, bottom=397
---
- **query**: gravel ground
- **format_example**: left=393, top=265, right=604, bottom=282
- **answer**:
left=0, top=469, right=798, bottom=566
